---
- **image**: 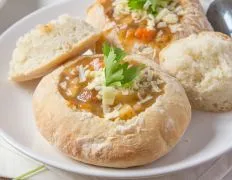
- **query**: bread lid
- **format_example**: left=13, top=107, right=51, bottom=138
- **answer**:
left=9, top=14, right=101, bottom=82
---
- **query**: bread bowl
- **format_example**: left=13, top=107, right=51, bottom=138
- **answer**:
left=9, top=15, right=100, bottom=82
left=159, top=32, right=232, bottom=112
left=33, top=47, right=191, bottom=168
left=86, top=0, right=213, bottom=60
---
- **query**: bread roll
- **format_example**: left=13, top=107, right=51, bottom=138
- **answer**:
left=9, top=15, right=100, bottom=82
left=33, top=54, right=191, bottom=168
left=160, top=32, right=232, bottom=112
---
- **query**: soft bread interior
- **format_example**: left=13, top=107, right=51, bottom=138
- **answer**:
left=9, top=15, right=101, bottom=82
left=160, top=32, right=232, bottom=112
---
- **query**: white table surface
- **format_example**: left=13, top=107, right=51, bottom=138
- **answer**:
left=1, top=0, right=232, bottom=180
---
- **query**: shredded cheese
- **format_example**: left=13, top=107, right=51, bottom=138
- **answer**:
left=91, top=58, right=101, bottom=71
left=151, top=81, right=162, bottom=92
left=157, top=22, right=167, bottom=28
left=133, top=43, right=154, bottom=56
left=155, top=8, right=170, bottom=22
left=162, top=13, right=178, bottom=24
left=139, top=95, right=153, bottom=104
left=112, top=0, right=183, bottom=32
left=66, top=58, right=165, bottom=120
left=59, top=81, right=67, bottom=89
left=78, top=65, right=86, bottom=83
left=169, top=24, right=182, bottom=33
left=105, top=110, right=120, bottom=120
left=86, top=71, right=104, bottom=91
left=143, top=0, right=152, bottom=10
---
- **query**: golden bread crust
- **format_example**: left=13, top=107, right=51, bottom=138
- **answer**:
left=175, top=0, right=213, bottom=39
left=33, top=55, right=191, bottom=168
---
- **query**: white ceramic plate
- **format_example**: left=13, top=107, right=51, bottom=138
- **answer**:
left=0, top=0, right=232, bottom=179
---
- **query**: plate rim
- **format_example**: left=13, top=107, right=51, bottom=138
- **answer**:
left=0, top=0, right=232, bottom=178
left=2, top=129, right=232, bottom=178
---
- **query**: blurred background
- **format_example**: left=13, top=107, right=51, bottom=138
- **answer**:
left=0, top=0, right=63, bottom=33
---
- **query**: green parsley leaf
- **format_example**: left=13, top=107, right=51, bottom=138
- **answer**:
left=128, top=0, right=171, bottom=15
left=103, top=43, right=144, bottom=87
left=114, top=47, right=126, bottom=62
left=122, top=64, right=145, bottom=85
left=102, top=42, right=111, bottom=56
left=128, top=0, right=147, bottom=10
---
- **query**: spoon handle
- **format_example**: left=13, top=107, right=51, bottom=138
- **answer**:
left=207, top=0, right=232, bottom=36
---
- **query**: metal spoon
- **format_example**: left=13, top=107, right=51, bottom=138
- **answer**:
left=207, top=0, right=232, bottom=36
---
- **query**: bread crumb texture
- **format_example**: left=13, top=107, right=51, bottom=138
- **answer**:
left=9, top=14, right=98, bottom=80
left=160, top=32, right=232, bottom=112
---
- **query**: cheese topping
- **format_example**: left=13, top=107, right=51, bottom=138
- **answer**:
left=58, top=56, right=165, bottom=120
left=112, top=0, right=184, bottom=31
left=99, top=0, right=185, bottom=56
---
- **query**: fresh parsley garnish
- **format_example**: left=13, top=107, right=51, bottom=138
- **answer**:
left=103, top=43, right=144, bottom=87
left=128, top=0, right=171, bottom=15
left=128, top=0, right=146, bottom=10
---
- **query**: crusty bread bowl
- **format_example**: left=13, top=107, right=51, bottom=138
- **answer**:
left=33, top=54, right=191, bottom=168
left=160, top=32, right=232, bottom=112
left=9, top=15, right=100, bottom=82
left=86, top=0, right=213, bottom=60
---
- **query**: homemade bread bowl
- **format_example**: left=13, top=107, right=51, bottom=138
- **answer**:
left=33, top=54, right=191, bottom=168
left=86, top=0, right=213, bottom=60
